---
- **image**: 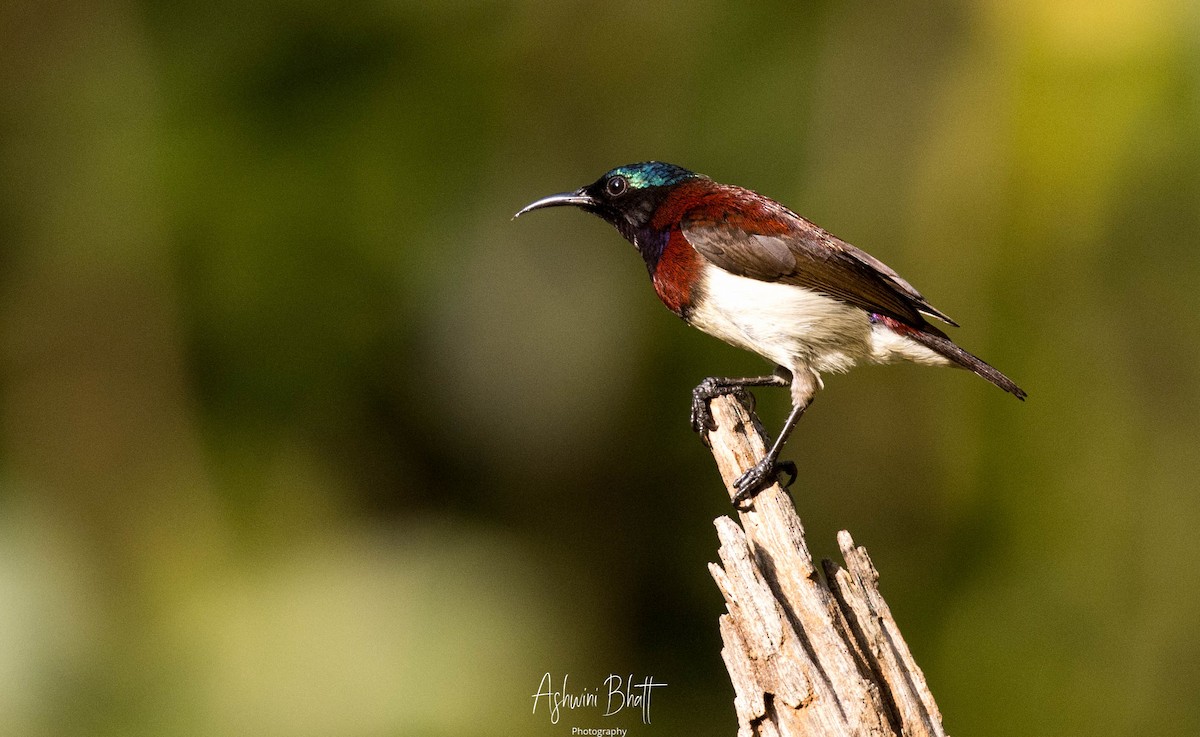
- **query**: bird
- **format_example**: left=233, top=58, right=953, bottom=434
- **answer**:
left=514, top=161, right=1025, bottom=508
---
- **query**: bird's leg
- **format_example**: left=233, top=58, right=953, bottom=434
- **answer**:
left=732, top=397, right=813, bottom=510
left=690, top=370, right=790, bottom=433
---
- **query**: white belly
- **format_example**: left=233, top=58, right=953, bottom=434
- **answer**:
left=687, top=266, right=951, bottom=382
left=689, top=266, right=872, bottom=375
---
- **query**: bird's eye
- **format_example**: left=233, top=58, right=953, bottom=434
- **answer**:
left=605, top=175, right=629, bottom=197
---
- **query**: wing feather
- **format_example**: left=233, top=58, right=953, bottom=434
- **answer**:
left=681, top=200, right=957, bottom=328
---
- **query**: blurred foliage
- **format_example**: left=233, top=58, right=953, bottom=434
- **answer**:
left=1, top=0, right=1199, bottom=735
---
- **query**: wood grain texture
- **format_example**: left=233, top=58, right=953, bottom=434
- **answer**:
left=703, top=392, right=948, bottom=737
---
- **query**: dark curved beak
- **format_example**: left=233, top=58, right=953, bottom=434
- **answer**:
left=513, top=189, right=596, bottom=219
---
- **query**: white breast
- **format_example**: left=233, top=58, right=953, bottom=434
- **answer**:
left=688, top=266, right=872, bottom=376
left=686, top=265, right=952, bottom=390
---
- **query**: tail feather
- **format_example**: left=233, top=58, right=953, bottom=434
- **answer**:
left=907, top=329, right=1027, bottom=400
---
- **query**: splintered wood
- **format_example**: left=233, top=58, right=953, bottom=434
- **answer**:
left=703, top=393, right=948, bottom=737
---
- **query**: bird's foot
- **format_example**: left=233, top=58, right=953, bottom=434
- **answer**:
left=690, top=378, right=752, bottom=433
left=732, top=459, right=797, bottom=510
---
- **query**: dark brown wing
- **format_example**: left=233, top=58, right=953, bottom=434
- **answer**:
left=681, top=205, right=957, bottom=328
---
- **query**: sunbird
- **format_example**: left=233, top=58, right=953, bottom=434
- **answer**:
left=516, top=162, right=1025, bottom=507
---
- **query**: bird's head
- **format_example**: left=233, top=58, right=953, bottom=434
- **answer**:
left=514, top=161, right=702, bottom=245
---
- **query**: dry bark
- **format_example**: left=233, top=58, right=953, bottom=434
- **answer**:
left=703, top=392, right=948, bottom=737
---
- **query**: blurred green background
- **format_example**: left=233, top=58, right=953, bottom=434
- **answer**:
left=2, top=1, right=1198, bottom=735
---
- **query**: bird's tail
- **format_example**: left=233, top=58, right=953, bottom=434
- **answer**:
left=907, top=328, right=1027, bottom=400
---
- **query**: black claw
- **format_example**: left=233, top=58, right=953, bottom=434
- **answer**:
left=690, top=378, right=728, bottom=433
left=690, top=374, right=788, bottom=435
left=731, top=458, right=795, bottom=509
left=690, top=395, right=717, bottom=433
